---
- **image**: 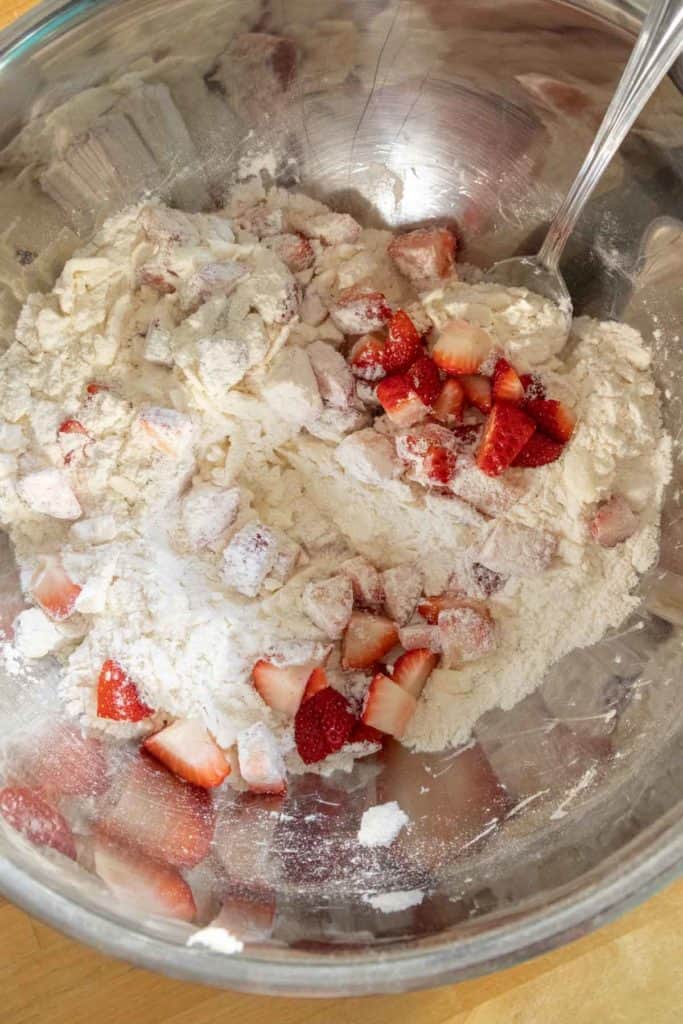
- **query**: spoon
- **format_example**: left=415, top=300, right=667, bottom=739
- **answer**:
left=486, top=0, right=683, bottom=335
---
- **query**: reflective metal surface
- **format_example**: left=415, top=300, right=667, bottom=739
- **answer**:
left=0, top=0, right=681, bottom=996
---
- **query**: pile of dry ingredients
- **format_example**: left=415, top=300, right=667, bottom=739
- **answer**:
left=0, top=184, right=672, bottom=792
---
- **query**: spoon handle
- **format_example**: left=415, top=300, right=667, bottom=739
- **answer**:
left=538, top=0, right=683, bottom=271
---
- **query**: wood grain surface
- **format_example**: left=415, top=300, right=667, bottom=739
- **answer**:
left=0, top=1, right=681, bottom=1020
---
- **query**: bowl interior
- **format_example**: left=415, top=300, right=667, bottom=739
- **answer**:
left=0, top=0, right=681, bottom=995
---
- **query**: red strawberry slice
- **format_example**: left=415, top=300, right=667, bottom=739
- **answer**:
left=237, top=722, right=287, bottom=794
left=349, top=721, right=385, bottom=747
left=341, top=611, right=399, bottom=670
left=391, top=648, right=439, bottom=699
left=525, top=398, right=576, bottom=443
left=294, top=687, right=355, bottom=764
left=590, top=495, right=639, bottom=547
left=330, top=285, right=392, bottom=334
left=93, top=838, right=196, bottom=922
left=58, top=418, right=88, bottom=435
left=144, top=719, right=230, bottom=789
left=423, top=444, right=457, bottom=485
left=0, top=786, right=76, bottom=859
left=520, top=372, right=547, bottom=401
left=407, top=354, right=441, bottom=406
left=432, top=378, right=464, bottom=424
left=252, top=659, right=317, bottom=716
left=492, top=358, right=524, bottom=403
left=97, top=659, right=154, bottom=722
left=376, top=374, right=427, bottom=427
left=432, top=320, right=492, bottom=375
left=361, top=673, right=417, bottom=739
left=476, top=401, right=536, bottom=477
left=417, top=593, right=480, bottom=624
left=303, top=666, right=329, bottom=701
left=27, top=724, right=109, bottom=798
left=460, top=374, right=492, bottom=413
left=387, top=227, right=456, bottom=286
left=30, top=556, right=81, bottom=622
left=512, top=432, right=565, bottom=467
left=383, top=310, right=422, bottom=373
left=348, top=333, right=386, bottom=381
left=98, top=754, right=215, bottom=868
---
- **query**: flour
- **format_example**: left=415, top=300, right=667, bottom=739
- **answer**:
left=186, top=925, right=244, bottom=955
left=0, top=188, right=671, bottom=778
left=362, top=889, right=425, bottom=913
left=357, top=801, right=409, bottom=848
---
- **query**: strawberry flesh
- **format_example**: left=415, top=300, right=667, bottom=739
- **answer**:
left=376, top=374, right=427, bottom=427
left=407, top=354, right=442, bottom=406
left=476, top=401, right=536, bottom=477
left=348, top=333, right=386, bottom=381
left=492, top=358, right=524, bottom=403
left=383, top=310, right=422, bottom=373
left=143, top=719, right=230, bottom=789
left=361, top=673, right=417, bottom=739
left=30, top=556, right=81, bottom=622
left=525, top=398, right=576, bottom=443
left=341, top=611, right=399, bottom=670
left=303, top=665, right=329, bottom=701
left=520, top=373, right=547, bottom=401
left=0, top=786, right=76, bottom=859
left=432, top=320, right=492, bottom=376
left=512, top=432, right=565, bottom=467
left=432, top=377, right=464, bottom=424
left=94, top=838, right=196, bottom=922
left=97, top=659, right=154, bottom=722
left=294, top=687, right=355, bottom=764
left=423, top=444, right=457, bottom=485
left=391, top=648, right=439, bottom=699
left=460, top=374, right=492, bottom=413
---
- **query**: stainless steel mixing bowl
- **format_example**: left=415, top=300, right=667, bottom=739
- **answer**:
left=0, top=0, right=681, bottom=996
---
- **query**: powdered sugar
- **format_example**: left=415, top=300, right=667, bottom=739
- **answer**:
left=357, top=801, right=409, bottom=847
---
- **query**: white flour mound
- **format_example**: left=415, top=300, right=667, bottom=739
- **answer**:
left=357, top=801, right=410, bottom=848
left=0, top=187, right=672, bottom=771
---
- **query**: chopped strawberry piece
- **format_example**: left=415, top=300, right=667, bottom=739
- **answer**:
left=381, top=564, right=423, bottom=626
left=383, top=310, right=422, bottom=373
left=28, top=724, right=109, bottom=799
left=432, top=320, right=492, bottom=376
left=144, top=719, right=230, bottom=789
left=58, top=418, right=88, bottom=435
left=252, top=658, right=317, bottom=716
left=407, top=354, right=442, bottom=407
left=303, top=665, right=329, bottom=701
left=58, top=418, right=92, bottom=464
left=405, top=302, right=433, bottom=338
left=361, top=673, right=416, bottom=739
left=330, top=285, right=391, bottom=335
left=432, top=378, right=465, bottom=424
left=387, top=227, right=456, bottom=286
left=460, top=374, right=492, bottom=413
left=476, top=401, right=536, bottom=477
left=418, top=592, right=478, bottom=624
left=478, top=521, right=557, bottom=577
left=348, top=333, right=386, bottom=381
left=520, top=373, right=547, bottom=401
left=339, top=556, right=384, bottom=610
left=398, top=622, right=441, bottom=652
left=97, top=659, right=154, bottom=722
left=30, top=555, right=81, bottom=621
left=237, top=722, right=287, bottom=794
left=302, top=575, right=353, bottom=638
left=93, top=838, right=196, bottom=922
left=438, top=606, right=497, bottom=668
left=349, top=721, right=385, bottom=747
left=0, top=786, right=76, bottom=859
left=525, top=398, right=576, bottom=443
left=213, top=894, right=276, bottom=943
left=341, top=611, right=399, bottom=670
left=86, top=382, right=109, bottom=396
left=137, top=406, right=195, bottom=458
left=512, top=432, right=565, bottom=467
left=590, top=495, right=639, bottom=547
left=423, top=444, right=457, bottom=486
left=392, top=648, right=439, bottom=699
left=376, top=374, right=428, bottom=427
left=492, top=358, right=524, bottom=403
left=268, top=233, right=315, bottom=272
left=294, top=687, right=355, bottom=764
left=97, top=754, right=215, bottom=868
left=17, top=468, right=81, bottom=520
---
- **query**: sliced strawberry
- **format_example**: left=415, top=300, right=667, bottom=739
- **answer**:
left=460, top=374, right=492, bottom=413
left=144, top=719, right=230, bottom=789
left=252, top=659, right=316, bottom=716
left=418, top=592, right=477, bottom=624
left=520, top=372, right=547, bottom=401
left=86, top=382, right=109, bottom=396
left=303, top=666, right=329, bottom=701
left=432, top=320, right=492, bottom=376
left=30, top=555, right=81, bottom=621
left=0, top=786, right=76, bottom=859
left=423, top=444, right=457, bottom=486
left=341, top=611, right=399, bottom=670
left=438, top=606, right=497, bottom=668
left=590, top=495, right=639, bottom=547
left=392, top=648, right=439, bottom=699
left=93, top=838, right=196, bottom=922
left=294, top=687, right=355, bottom=764
left=361, top=673, right=416, bottom=739
left=330, top=285, right=392, bottom=334
left=58, top=418, right=88, bottom=435
left=268, top=233, right=315, bottom=272
left=432, top=378, right=464, bottom=424
left=492, top=358, right=524, bottom=403
left=97, top=659, right=154, bottom=722
left=349, top=721, right=385, bottom=747
left=137, top=406, right=194, bottom=458
left=98, top=754, right=215, bottom=868
left=340, top=556, right=385, bottom=610
left=398, top=622, right=441, bottom=652
left=387, top=227, right=456, bottom=286
left=236, top=722, right=287, bottom=794
left=376, top=374, right=428, bottom=427
left=348, top=334, right=386, bottom=381
left=512, top=432, right=565, bottom=467
left=381, top=564, right=423, bottom=626
left=407, top=354, right=441, bottom=407
left=382, top=310, right=422, bottom=373
left=525, top=398, right=576, bottom=443
left=476, top=401, right=536, bottom=477
left=28, top=724, right=108, bottom=798
left=302, top=575, right=353, bottom=638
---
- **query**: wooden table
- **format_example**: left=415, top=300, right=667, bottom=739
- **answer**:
left=0, top=1, right=682, bottom=1020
